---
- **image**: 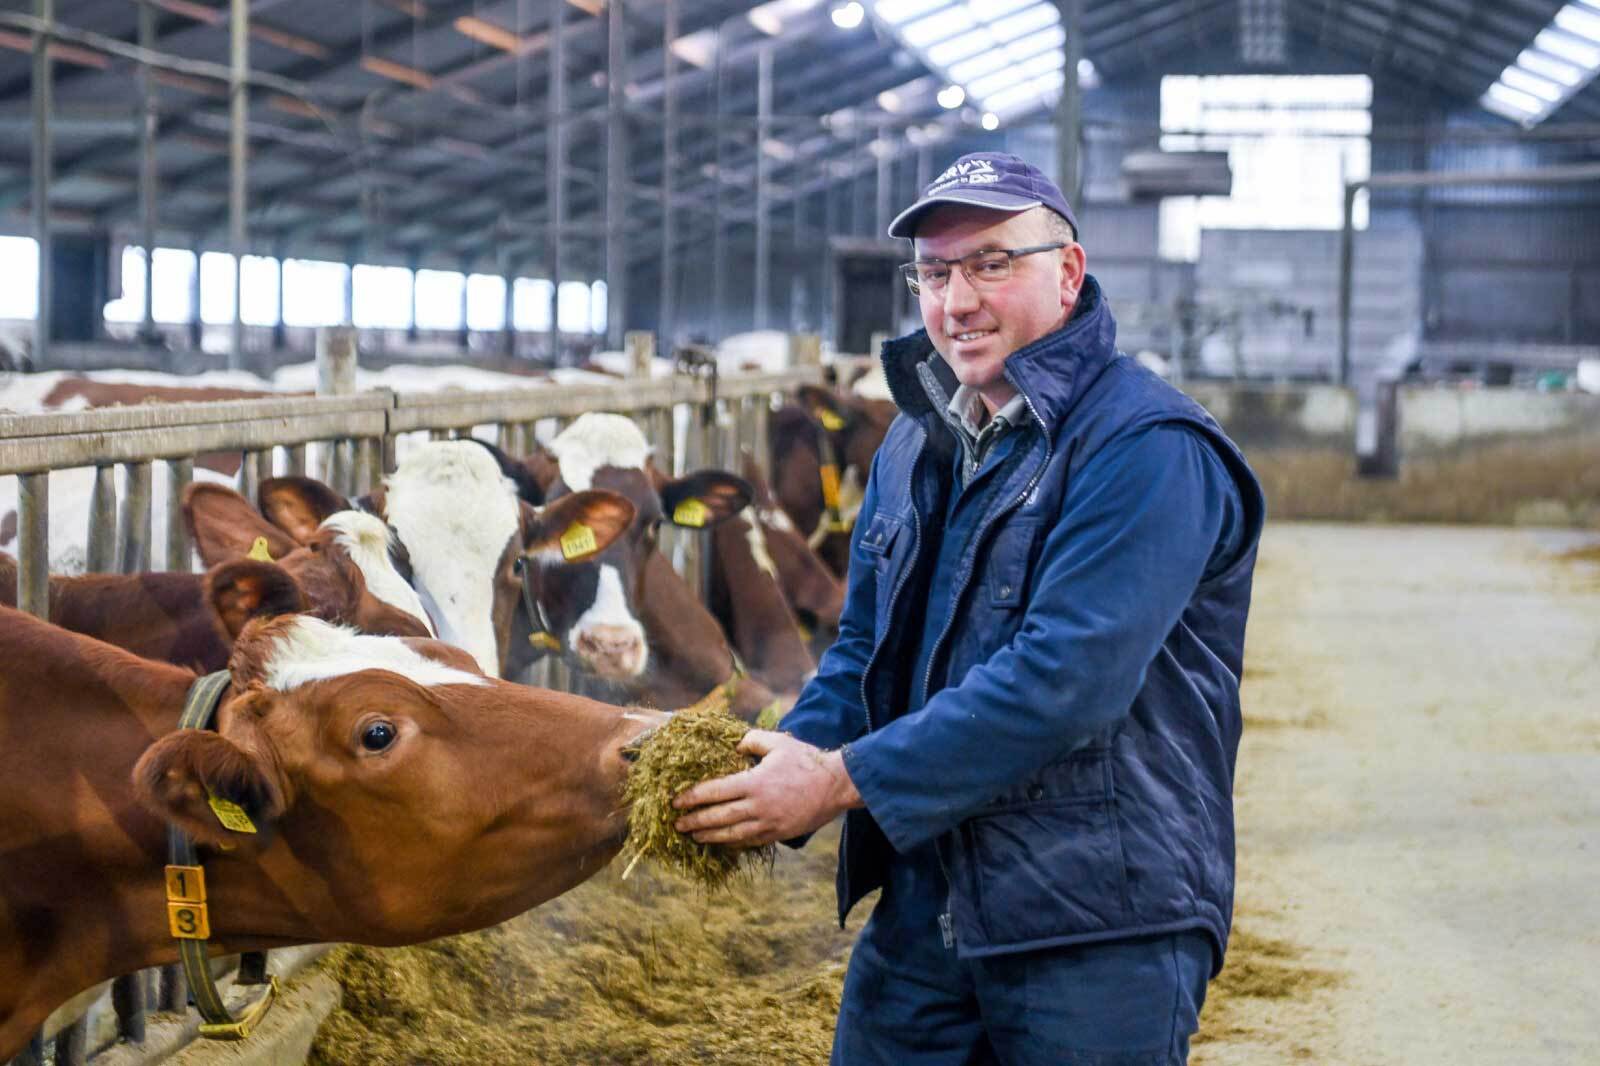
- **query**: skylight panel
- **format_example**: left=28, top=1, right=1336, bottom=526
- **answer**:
left=968, top=65, right=1034, bottom=100
left=989, top=4, right=1059, bottom=44
left=1483, top=3, right=1600, bottom=126
left=902, top=7, right=976, bottom=47
left=874, top=0, right=952, bottom=24
left=984, top=70, right=1065, bottom=114
left=948, top=48, right=1015, bottom=84
left=926, top=32, right=993, bottom=66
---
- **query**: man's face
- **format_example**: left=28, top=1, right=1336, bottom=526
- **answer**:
left=913, top=205, right=1087, bottom=397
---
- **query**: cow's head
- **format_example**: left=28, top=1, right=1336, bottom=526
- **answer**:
left=740, top=450, right=844, bottom=650
left=772, top=388, right=893, bottom=575
left=184, top=483, right=432, bottom=640
left=254, top=443, right=634, bottom=678
left=497, top=415, right=755, bottom=702
left=131, top=615, right=663, bottom=943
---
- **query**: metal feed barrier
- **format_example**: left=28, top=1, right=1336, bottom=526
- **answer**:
left=0, top=364, right=819, bottom=1066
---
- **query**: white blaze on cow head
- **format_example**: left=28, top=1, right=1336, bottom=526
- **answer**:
left=131, top=613, right=659, bottom=945
left=317, top=511, right=434, bottom=636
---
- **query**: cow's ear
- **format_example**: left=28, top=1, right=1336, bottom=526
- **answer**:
left=523, top=490, right=635, bottom=564
left=798, top=384, right=849, bottom=431
left=184, top=483, right=299, bottom=567
left=258, top=477, right=351, bottom=544
left=133, top=711, right=287, bottom=849
left=517, top=447, right=562, bottom=495
left=661, top=471, right=753, bottom=529
left=354, top=486, right=387, bottom=520
left=204, top=559, right=309, bottom=640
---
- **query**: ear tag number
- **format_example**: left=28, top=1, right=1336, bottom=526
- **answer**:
left=673, top=498, right=709, bottom=528
left=206, top=792, right=258, bottom=834
left=817, top=409, right=846, bottom=432
left=247, top=537, right=274, bottom=562
left=559, top=522, right=598, bottom=561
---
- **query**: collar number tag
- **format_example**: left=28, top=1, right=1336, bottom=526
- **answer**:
left=559, top=522, right=598, bottom=560
left=246, top=537, right=274, bottom=562
left=673, top=498, right=709, bottom=528
left=207, top=792, right=258, bottom=834
left=817, top=409, right=846, bottom=432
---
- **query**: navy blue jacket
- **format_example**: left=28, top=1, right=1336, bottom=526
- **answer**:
left=780, top=276, right=1265, bottom=968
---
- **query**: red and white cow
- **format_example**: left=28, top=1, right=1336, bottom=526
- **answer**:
left=0, top=606, right=663, bottom=1059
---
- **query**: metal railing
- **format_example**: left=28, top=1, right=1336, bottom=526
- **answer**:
left=0, top=364, right=818, bottom=1066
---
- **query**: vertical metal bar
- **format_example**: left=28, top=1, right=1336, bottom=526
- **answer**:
left=239, top=450, right=261, bottom=504
left=358, top=437, right=380, bottom=495
left=229, top=0, right=250, bottom=371
left=52, top=1016, right=86, bottom=1066
left=285, top=444, right=306, bottom=477
left=17, top=473, right=48, bottom=618
left=458, top=256, right=472, bottom=351
left=166, top=457, right=193, bottom=573
left=502, top=256, right=516, bottom=358
left=31, top=0, right=53, bottom=370
left=754, top=44, right=772, bottom=331
left=605, top=0, right=627, bottom=350
left=547, top=0, right=565, bottom=363
left=751, top=393, right=771, bottom=480
left=138, top=0, right=158, bottom=344
left=272, top=247, right=286, bottom=350
left=118, top=461, right=153, bottom=573
left=659, top=0, right=677, bottom=353
left=87, top=465, right=117, bottom=572
left=1337, top=181, right=1358, bottom=386
left=188, top=237, right=202, bottom=350
left=112, top=970, right=147, bottom=1045
left=711, top=27, right=726, bottom=340
left=1055, top=0, right=1082, bottom=205
left=158, top=963, right=185, bottom=1012
left=917, top=144, right=932, bottom=191
left=381, top=433, right=397, bottom=475
left=875, top=124, right=890, bottom=237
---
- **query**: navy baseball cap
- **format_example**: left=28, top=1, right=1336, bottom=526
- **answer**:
left=887, top=152, right=1078, bottom=240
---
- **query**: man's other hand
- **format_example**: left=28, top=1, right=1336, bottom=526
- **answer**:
left=672, top=731, right=863, bottom=847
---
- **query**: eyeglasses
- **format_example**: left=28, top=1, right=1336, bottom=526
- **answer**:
left=899, top=243, right=1066, bottom=296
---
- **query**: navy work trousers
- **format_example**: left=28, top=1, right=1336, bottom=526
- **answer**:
left=832, top=844, right=1212, bottom=1066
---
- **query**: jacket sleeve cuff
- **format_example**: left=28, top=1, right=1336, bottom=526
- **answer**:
left=841, top=737, right=940, bottom=853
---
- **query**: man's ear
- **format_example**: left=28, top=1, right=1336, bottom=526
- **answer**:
left=798, top=385, right=849, bottom=431
left=184, top=483, right=299, bottom=567
left=204, top=559, right=309, bottom=640
left=258, top=477, right=352, bottom=544
left=132, top=712, right=287, bottom=849
left=523, top=490, right=636, bottom=564
left=1060, top=242, right=1087, bottom=309
left=660, top=471, right=753, bottom=529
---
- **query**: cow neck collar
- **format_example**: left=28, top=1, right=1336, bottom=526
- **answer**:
left=165, top=670, right=281, bottom=1041
left=689, top=651, right=783, bottom=730
left=803, top=402, right=854, bottom=539
left=513, top=555, right=563, bottom=653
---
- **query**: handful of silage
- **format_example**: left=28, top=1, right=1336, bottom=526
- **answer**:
left=621, top=700, right=777, bottom=889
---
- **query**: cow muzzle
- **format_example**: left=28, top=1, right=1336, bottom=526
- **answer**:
left=573, top=623, right=648, bottom=680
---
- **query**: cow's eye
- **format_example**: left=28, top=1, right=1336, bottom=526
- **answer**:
left=360, top=721, right=397, bottom=752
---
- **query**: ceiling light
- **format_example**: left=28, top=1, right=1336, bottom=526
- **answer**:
left=830, top=1, right=865, bottom=29
left=981, top=112, right=1000, bottom=130
left=937, top=84, right=966, bottom=109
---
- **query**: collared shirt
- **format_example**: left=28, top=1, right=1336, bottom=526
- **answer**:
left=940, top=385, right=1030, bottom=488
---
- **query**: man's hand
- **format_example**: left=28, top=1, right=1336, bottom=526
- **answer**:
left=672, top=730, right=863, bottom=847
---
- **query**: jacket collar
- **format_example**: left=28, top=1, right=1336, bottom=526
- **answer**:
left=880, top=274, right=1120, bottom=436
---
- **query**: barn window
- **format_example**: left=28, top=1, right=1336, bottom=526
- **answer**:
left=514, top=278, right=554, bottom=332
left=353, top=265, right=415, bottom=330
left=199, top=253, right=280, bottom=326
left=590, top=281, right=608, bottom=337
left=1157, top=75, right=1372, bottom=262
left=282, top=259, right=350, bottom=327
left=557, top=282, right=591, bottom=334
left=0, top=236, right=37, bottom=319
left=414, top=270, right=466, bottom=330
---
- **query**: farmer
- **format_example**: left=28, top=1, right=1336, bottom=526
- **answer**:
left=674, top=152, right=1265, bottom=1064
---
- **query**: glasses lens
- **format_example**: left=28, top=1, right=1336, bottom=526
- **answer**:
left=898, top=264, right=922, bottom=294
left=914, top=262, right=951, bottom=291
left=966, top=252, right=1013, bottom=285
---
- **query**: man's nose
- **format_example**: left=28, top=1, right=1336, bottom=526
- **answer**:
left=942, top=267, right=981, bottom=315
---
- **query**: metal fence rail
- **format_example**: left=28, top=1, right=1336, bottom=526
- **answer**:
left=0, top=365, right=820, bottom=1066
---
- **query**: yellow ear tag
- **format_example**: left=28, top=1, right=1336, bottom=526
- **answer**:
left=673, top=498, right=709, bottom=528
left=817, top=409, right=846, bottom=432
left=527, top=631, right=562, bottom=651
left=206, top=792, right=258, bottom=834
left=246, top=537, right=274, bottom=563
left=819, top=464, right=843, bottom=509
left=559, top=521, right=598, bottom=561
left=754, top=701, right=783, bottom=730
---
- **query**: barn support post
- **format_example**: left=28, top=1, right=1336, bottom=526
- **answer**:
left=87, top=464, right=117, bottom=572
left=604, top=0, right=627, bottom=351
left=547, top=0, right=566, bottom=365
left=228, top=0, right=250, bottom=371
left=711, top=30, right=727, bottom=340
left=875, top=123, right=890, bottom=237
left=31, top=0, right=53, bottom=370
left=659, top=0, right=677, bottom=352
left=118, top=461, right=153, bottom=574
left=137, top=0, right=159, bottom=345
left=1054, top=0, right=1083, bottom=206
left=17, top=473, right=48, bottom=618
left=317, top=326, right=357, bottom=490
left=457, top=256, right=472, bottom=352
left=754, top=44, right=773, bottom=331
left=188, top=236, right=202, bottom=350
left=1337, top=180, right=1358, bottom=386
left=239, top=449, right=262, bottom=503
left=166, top=457, right=193, bottom=572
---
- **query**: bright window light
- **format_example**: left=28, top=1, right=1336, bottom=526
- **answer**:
left=1484, top=81, right=1543, bottom=115
left=465, top=273, right=506, bottom=331
left=1536, top=27, right=1600, bottom=67
left=590, top=280, right=608, bottom=336
left=873, top=0, right=949, bottom=24
left=199, top=253, right=280, bottom=326
left=0, top=235, right=38, bottom=319
left=981, top=111, right=1000, bottom=130
left=1517, top=47, right=1584, bottom=86
left=926, top=33, right=991, bottom=66
left=902, top=7, right=975, bottom=47
left=151, top=248, right=197, bottom=325
left=513, top=278, right=554, bottom=332
left=282, top=259, right=348, bottom=328
left=936, top=84, right=966, bottom=109
left=1498, top=65, right=1565, bottom=102
left=969, top=66, right=1034, bottom=101
left=353, top=265, right=414, bottom=330
left=1555, top=3, right=1600, bottom=41
left=831, top=2, right=865, bottom=30
left=949, top=49, right=1014, bottom=84
left=104, top=246, right=144, bottom=324
left=1486, top=6, right=1600, bottom=125
left=557, top=282, right=590, bottom=334
left=989, top=4, right=1058, bottom=43
left=414, top=269, right=466, bottom=331
left=1157, top=75, right=1372, bottom=262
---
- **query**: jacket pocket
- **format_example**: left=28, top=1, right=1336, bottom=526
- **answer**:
left=985, top=519, right=1040, bottom=609
left=857, top=513, right=905, bottom=639
left=960, top=797, right=1133, bottom=947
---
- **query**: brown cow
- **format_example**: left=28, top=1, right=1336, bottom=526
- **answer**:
left=484, top=418, right=784, bottom=721
left=0, top=489, right=432, bottom=670
left=0, top=606, right=662, bottom=1059
left=770, top=385, right=895, bottom=577
left=738, top=449, right=845, bottom=659
left=233, top=441, right=636, bottom=680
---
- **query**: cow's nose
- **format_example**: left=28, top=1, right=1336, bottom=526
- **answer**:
left=574, top=625, right=648, bottom=679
